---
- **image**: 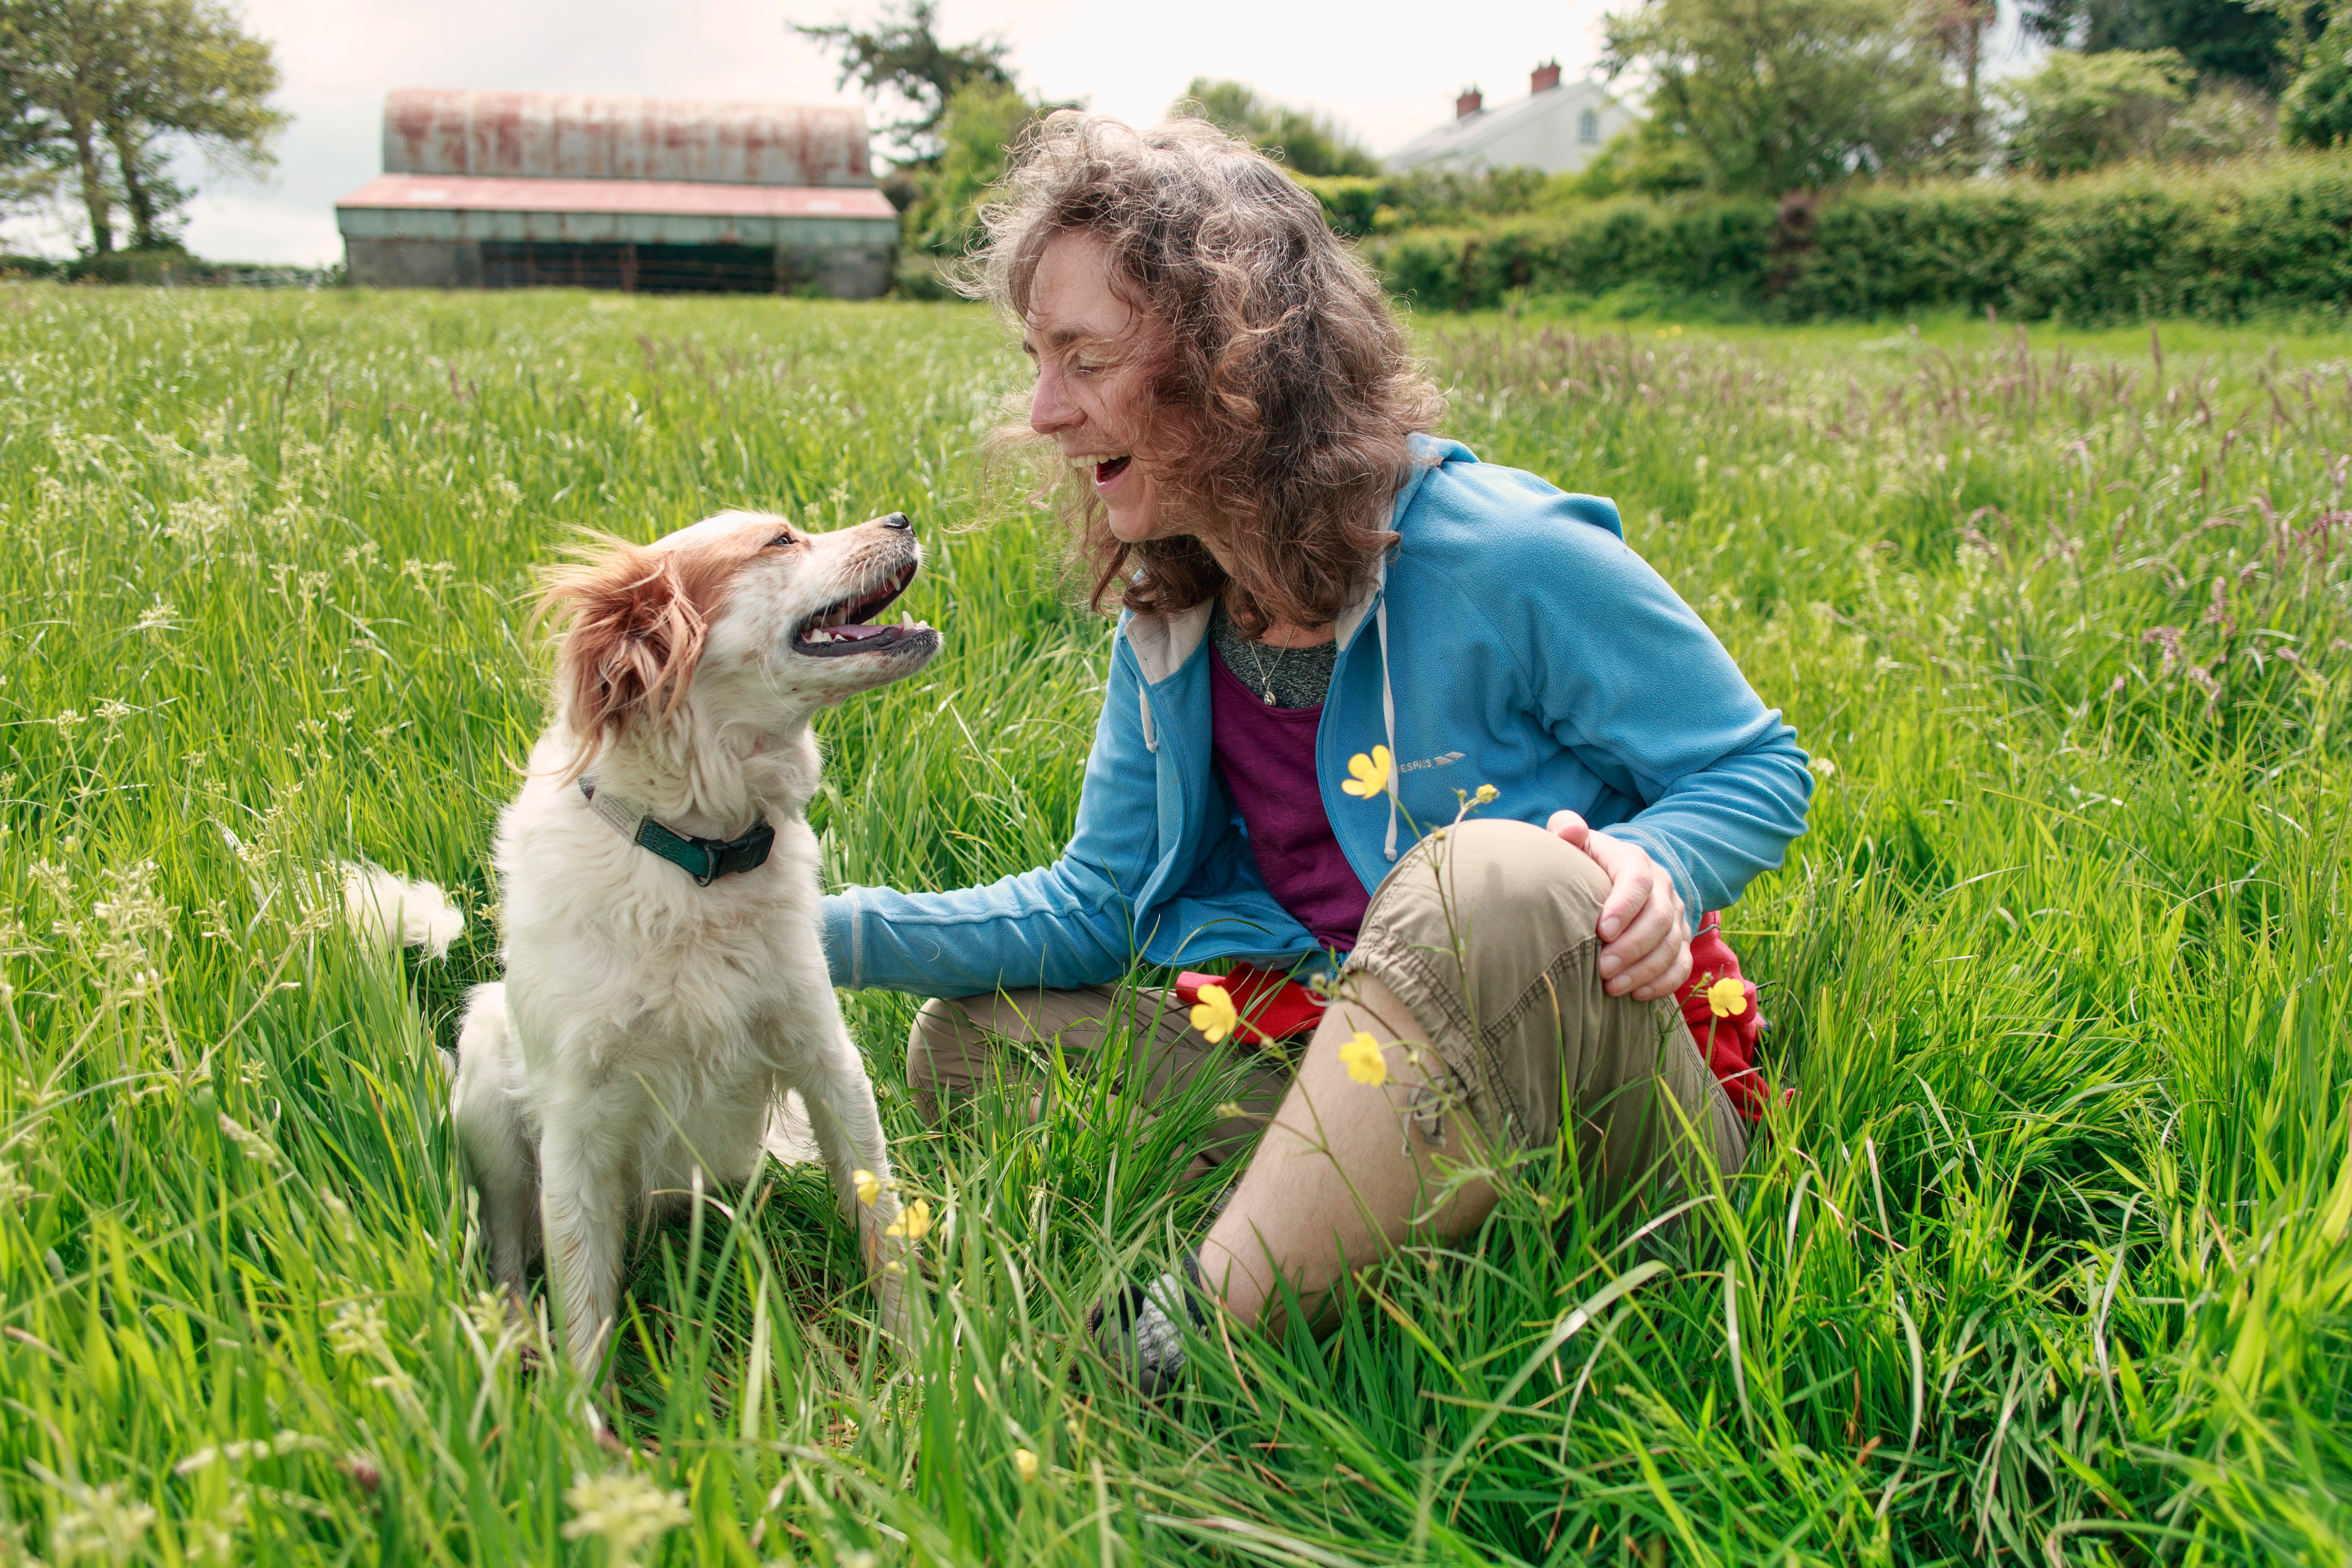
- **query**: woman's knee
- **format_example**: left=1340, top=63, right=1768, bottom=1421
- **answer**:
left=1389, top=817, right=1609, bottom=932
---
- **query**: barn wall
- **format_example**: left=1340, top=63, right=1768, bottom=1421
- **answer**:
left=345, top=238, right=483, bottom=289
left=344, top=236, right=893, bottom=298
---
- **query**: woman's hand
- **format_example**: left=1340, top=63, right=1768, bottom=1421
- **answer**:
left=1546, top=811, right=1692, bottom=1001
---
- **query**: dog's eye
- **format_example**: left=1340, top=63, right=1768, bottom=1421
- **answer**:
left=767, top=532, right=799, bottom=548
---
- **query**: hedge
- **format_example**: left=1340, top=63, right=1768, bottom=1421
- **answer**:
left=0, top=250, right=338, bottom=288
left=1352, top=153, right=2352, bottom=322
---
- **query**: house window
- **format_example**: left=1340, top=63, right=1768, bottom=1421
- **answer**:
left=1579, top=109, right=1600, bottom=144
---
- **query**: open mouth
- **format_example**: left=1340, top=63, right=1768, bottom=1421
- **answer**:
left=1070, top=452, right=1132, bottom=487
left=792, top=559, right=934, bottom=658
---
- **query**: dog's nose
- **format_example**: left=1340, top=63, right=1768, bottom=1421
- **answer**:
left=878, top=512, right=912, bottom=532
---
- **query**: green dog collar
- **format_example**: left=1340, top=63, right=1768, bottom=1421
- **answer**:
left=578, top=778, right=775, bottom=887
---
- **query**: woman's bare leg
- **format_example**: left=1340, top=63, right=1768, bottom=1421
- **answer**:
left=1195, top=975, right=1494, bottom=1332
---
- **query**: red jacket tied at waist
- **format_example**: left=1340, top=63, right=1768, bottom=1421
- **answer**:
left=1177, top=910, right=1769, bottom=1122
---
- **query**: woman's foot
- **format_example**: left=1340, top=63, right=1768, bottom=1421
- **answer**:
left=1089, top=1252, right=1205, bottom=1397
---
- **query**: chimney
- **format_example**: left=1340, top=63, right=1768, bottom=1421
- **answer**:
left=1531, top=60, right=1563, bottom=94
left=1455, top=86, right=1483, bottom=120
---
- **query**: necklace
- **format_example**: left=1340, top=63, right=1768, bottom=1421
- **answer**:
left=1241, top=632, right=1291, bottom=705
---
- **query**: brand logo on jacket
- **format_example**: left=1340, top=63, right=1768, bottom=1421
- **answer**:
left=1398, top=751, right=1465, bottom=774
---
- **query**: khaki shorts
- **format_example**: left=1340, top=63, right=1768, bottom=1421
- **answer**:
left=1346, top=818, right=1748, bottom=1204
left=907, top=818, right=1748, bottom=1206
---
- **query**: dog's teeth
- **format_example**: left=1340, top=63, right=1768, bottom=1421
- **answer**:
left=807, top=629, right=831, bottom=643
left=900, top=610, right=913, bottom=626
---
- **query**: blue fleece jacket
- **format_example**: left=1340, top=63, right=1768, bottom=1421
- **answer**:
left=823, top=436, right=1812, bottom=995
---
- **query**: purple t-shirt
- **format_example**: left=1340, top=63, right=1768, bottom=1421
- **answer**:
left=1208, top=652, right=1370, bottom=951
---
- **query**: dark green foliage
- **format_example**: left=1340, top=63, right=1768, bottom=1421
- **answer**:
left=1357, top=154, right=2352, bottom=322
left=2020, top=0, right=2313, bottom=91
left=2284, top=10, right=2352, bottom=147
left=1367, top=198, right=1777, bottom=313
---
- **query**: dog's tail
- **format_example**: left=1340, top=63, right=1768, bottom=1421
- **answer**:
left=341, top=862, right=466, bottom=959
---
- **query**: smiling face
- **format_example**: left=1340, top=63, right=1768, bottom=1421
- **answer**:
left=545, top=510, right=941, bottom=772
left=1023, top=232, right=1180, bottom=548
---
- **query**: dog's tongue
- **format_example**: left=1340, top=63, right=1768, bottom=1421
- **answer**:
left=829, top=622, right=891, bottom=641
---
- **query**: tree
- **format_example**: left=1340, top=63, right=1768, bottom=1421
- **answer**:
left=903, top=76, right=1041, bottom=257
left=1600, top=0, right=1961, bottom=196
left=1928, top=0, right=2000, bottom=158
left=2282, top=4, right=2352, bottom=144
left=1999, top=47, right=2192, bottom=174
left=2019, top=0, right=2315, bottom=93
left=1169, top=79, right=1381, bottom=177
left=790, top=0, right=1016, bottom=167
left=0, top=20, right=59, bottom=212
left=0, top=0, right=284, bottom=254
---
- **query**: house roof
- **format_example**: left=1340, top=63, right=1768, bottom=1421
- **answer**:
left=1386, top=79, right=1624, bottom=171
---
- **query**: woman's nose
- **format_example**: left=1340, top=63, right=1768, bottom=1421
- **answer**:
left=1031, top=365, right=1079, bottom=435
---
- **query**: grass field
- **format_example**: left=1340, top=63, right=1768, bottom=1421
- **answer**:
left=0, top=282, right=2347, bottom=1566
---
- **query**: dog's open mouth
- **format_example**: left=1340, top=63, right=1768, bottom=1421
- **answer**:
left=792, top=560, right=933, bottom=657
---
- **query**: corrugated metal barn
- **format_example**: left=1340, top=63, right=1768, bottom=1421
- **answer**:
left=336, top=89, right=900, bottom=296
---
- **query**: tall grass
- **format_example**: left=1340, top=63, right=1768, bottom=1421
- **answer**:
left=0, top=285, right=2345, bottom=1564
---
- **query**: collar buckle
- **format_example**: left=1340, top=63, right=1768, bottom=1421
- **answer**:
left=581, top=779, right=775, bottom=886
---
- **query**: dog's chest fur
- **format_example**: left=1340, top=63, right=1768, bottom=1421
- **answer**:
left=493, top=736, right=837, bottom=1103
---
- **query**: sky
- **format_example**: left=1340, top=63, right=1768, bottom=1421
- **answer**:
left=5, top=0, right=1641, bottom=262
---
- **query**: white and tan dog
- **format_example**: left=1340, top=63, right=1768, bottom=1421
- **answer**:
left=451, top=509, right=937, bottom=1371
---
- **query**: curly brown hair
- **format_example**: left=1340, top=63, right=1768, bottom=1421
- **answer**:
left=970, top=112, right=1444, bottom=636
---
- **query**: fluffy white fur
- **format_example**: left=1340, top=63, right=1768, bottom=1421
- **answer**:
left=450, top=510, right=938, bottom=1372
left=342, top=863, right=466, bottom=960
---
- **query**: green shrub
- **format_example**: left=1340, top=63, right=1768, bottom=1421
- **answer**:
left=1999, top=49, right=2195, bottom=177
left=2284, top=11, right=2352, bottom=149
left=1293, top=175, right=1385, bottom=239
left=903, top=79, right=1046, bottom=261
left=1366, top=197, right=1777, bottom=311
left=1294, top=167, right=1556, bottom=240
left=1362, top=152, right=2352, bottom=322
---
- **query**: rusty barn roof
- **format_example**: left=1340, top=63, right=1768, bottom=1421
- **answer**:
left=381, top=88, right=874, bottom=189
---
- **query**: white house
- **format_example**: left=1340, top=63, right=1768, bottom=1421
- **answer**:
left=1385, top=62, right=1640, bottom=177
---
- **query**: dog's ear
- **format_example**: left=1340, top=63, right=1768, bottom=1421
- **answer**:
left=540, top=541, right=718, bottom=775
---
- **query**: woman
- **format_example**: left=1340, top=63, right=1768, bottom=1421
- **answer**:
left=824, top=113, right=1811, bottom=1390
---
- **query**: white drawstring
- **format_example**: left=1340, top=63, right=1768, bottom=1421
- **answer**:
left=1376, top=595, right=1399, bottom=861
left=1119, top=617, right=1161, bottom=754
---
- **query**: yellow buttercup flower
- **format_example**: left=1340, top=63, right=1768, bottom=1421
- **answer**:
left=884, top=1198, right=932, bottom=1242
left=1013, top=1448, right=1040, bottom=1482
left=1706, top=975, right=1747, bottom=1019
left=852, top=1168, right=881, bottom=1206
left=1340, top=746, right=1393, bottom=799
left=1339, top=1030, right=1388, bottom=1087
left=1473, top=782, right=1499, bottom=804
left=1190, top=983, right=1238, bottom=1043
